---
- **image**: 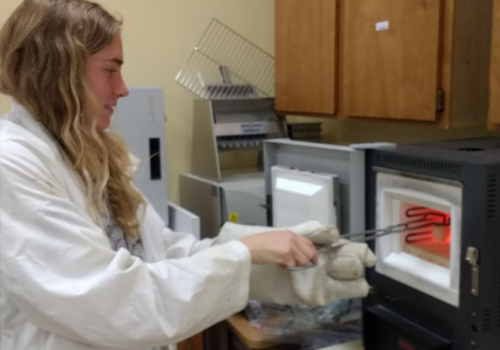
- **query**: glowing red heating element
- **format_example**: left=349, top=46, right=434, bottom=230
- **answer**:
left=401, top=206, right=452, bottom=267
left=397, top=338, right=416, bottom=350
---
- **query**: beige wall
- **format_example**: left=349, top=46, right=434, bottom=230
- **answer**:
left=0, top=0, right=275, bottom=203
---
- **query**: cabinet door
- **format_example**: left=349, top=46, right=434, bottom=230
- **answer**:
left=275, top=0, right=337, bottom=115
left=341, top=0, right=443, bottom=121
left=489, top=0, right=500, bottom=130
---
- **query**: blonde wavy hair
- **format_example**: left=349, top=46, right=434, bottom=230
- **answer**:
left=0, top=0, right=145, bottom=238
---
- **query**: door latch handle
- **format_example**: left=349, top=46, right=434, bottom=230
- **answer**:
left=465, top=247, right=479, bottom=296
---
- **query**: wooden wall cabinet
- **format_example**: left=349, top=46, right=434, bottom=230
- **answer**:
left=275, top=0, right=494, bottom=129
left=275, top=0, right=337, bottom=115
left=489, top=0, right=500, bottom=131
left=341, top=0, right=442, bottom=122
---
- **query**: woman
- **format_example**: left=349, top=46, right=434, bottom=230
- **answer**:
left=0, top=1, right=375, bottom=349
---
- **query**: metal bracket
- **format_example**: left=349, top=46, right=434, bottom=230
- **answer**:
left=465, top=247, right=479, bottom=296
left=436, top=89, right=445, bottom=112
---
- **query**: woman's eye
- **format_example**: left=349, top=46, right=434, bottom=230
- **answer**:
left=106, top=69, right=117, bottom=75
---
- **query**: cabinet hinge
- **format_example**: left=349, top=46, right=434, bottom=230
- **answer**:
left=436, top=89, right=445, bottom=112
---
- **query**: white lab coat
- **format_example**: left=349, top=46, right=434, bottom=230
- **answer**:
left=0, top=102, right=252, bottom=350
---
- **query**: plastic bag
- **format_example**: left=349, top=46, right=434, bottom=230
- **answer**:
left=244, top=299, right=362, bottom=349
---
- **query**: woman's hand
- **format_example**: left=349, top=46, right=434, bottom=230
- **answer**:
left=239, top=230, right=318, bottom=267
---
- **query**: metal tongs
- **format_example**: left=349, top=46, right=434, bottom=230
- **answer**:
left=287, top=208, right=450, bottom=271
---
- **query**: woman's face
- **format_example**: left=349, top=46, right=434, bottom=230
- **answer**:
left=86, top=34, right=129, bottom=130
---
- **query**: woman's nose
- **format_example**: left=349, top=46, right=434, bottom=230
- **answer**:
left=116, top=75, right=129, bottom=97
left=121, top=85, right=129, bottom=97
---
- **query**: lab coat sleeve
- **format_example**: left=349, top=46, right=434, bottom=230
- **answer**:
left=163, top=228, right=215, bottom=256
left=0, top=139, right=251, bottom=349
left=154, top=213, right=215, bottom=259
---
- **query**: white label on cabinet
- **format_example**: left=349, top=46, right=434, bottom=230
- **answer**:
left=376, top=21, right=390, bottom=31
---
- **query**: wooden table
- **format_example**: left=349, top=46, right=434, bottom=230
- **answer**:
left=227, top=314, right=285, bottom=349
left=226, top=314, right=364, bottom=350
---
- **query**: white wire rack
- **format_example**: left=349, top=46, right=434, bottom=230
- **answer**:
left=175, top=19, right=275, bottom=99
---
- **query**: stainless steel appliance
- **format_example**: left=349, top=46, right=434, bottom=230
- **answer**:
left=180, top=172, right=267, bottom=239
left=263, top=139, right=368, bottom=234
left=363, top=138, right=500, bottom=350
left=177, top=18, right=284, bottom=241
left=190, top=98, right=286, bottom=181
left=180, top=98, right=287, bottom=238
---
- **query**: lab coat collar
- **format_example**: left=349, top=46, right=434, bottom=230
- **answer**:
left=6, top=101, right=63, bottom=160
left=7, top=101, right=142, bottom=173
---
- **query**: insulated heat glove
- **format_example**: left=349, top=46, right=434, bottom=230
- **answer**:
left=214, top=221, right=376, bottom=306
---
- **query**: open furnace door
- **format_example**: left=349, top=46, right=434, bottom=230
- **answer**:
left=271, top=165, right=340, bottom=228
